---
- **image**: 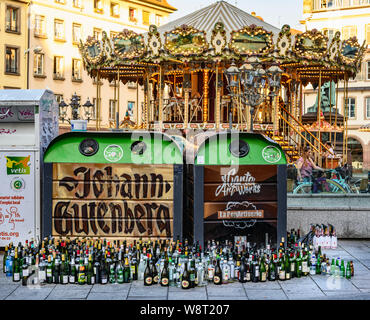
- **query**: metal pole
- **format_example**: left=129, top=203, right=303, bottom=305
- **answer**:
left=317, top=69, right=322, bottom=167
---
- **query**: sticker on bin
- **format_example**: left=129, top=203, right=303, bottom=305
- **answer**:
left=218, top=210, right=264, bottom=219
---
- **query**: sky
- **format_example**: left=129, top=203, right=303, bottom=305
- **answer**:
left=167, top=0, right=304, bottom=30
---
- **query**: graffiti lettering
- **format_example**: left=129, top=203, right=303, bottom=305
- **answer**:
left=53, top=200, right=172, bottom=237
left=215, top=168, right=261, bottom=197
left=58, top=166, right=172, bottom=200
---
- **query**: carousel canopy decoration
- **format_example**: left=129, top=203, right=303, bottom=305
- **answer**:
left=78, top=2, right=366, bottom=85
left=230, top=25, right=274, bottom=56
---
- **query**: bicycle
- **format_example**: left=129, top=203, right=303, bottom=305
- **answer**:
left=293, top=169, right=353, bottom=194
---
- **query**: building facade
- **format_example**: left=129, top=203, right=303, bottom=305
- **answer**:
left=27, top=0, right=176, bottom=132
left=0, top=0, right=30, bottom=90
left=301, top=0, right=370, bottom=171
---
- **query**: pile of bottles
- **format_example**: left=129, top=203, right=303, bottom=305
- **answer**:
left=287, top=225, right=338, bottom=250
left=2, top=236, right=354, bottom=289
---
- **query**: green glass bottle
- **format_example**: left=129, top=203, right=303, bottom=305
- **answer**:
left=279, top=254, right=286, bottom=281
left=123, top=258, right=130, bottom=283
left=60, top=254, right=69, bottom=285
left=12, top=251, right=21, bottom=282
left=77, top=256, right=86, bottom=285
left=268, top=255, right=276, bottom=281
left=340, top=260, right=346, bottom=278
left=285, top=254, right=291, bottom=280
left=87, top=254, right=95, bottom=285
left=295, top=252, right=302, bottom=278
left=46, top=255, right=53, bottom=284
left=116, top=259, right=124, bottom=284
left=260, top=257, right=267, bottom=282
left=316, top=255, right=321, bottom=275
left=345, top=261, right=351, bottom=279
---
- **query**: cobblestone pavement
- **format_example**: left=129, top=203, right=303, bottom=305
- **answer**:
left=1, top=240, right=370, bottom=300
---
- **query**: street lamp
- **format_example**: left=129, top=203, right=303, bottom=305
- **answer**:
left=225, top=61, right=240, bottom=130
left=226, top=58, right=283, bottom=132
left=58, top=93, right=95, bottom=124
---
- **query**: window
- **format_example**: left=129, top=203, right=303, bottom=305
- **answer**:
left=129, top=7, right=137, bottom=23
left=366, top=24, right=370, bottom=46
left=345, top=98, right=356, bottom=119
left=94, top=0, right=103, bottom=13
left=366, top=97, right=370, bottom=119
left=34, top=53, right=45, bottom=76
left=72, top=59, right=82, bottom=81
left=109, top=100, right=116, bottom=120
left=5, top=47, right=19, bottom=74
left=34, top=15, right=46, bottom=37
left=110, top=2, right=119, bottom=17
left=73, top=0, right=82, bottom=8
left=5, top=6, right=19, bottom=33
left=72, top=23, right=82, bottom=44
left=55, top=94, right=64, bottom=104
left=53, top=56, right=64, bottom=79
left=142, top=11, right=150, bottom=26
left=93, top=28, right=102, bottom=40
left=127, top=101, right=135, bottom=117
left=155, top=14, right=163, bottom=26
left=342, top=26, right=357, bottom=40
left=323, top=28, right=337, bottom=40
left=110, top=31, right=118, bottom=38
left=54, top=19, right=65, bottom=40
left=367, top=61, right=370, bottom=80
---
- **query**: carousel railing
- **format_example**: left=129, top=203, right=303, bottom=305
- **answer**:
left=279, top=104, right=334, bottom=162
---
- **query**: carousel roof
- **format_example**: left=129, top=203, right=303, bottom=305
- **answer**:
left=154, top=1, right=279, bottom=40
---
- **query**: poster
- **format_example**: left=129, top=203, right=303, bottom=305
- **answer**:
left=52, top=163, right=174, bottom=239
left=0, top=151, right=35, bottom=246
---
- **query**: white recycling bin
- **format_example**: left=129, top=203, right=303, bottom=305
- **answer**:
left=0, top=90, right=59, bottom=246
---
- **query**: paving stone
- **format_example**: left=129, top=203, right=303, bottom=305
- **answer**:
left=87, top=292, right=128, bottom=300
left=168, top=292, right=207, bottom=300
left=46, top=288, right=91, bottom=300
left=129, top=286, right=168, bottom=297
left=209, top=296, right=248, bottom=300
left=312, top=276, right=360, bottom=291
left=246, top=289, right=287, bottom=300
left=350, top=279, right=370, bottom=289
left=286, top=292, right=326, bottom=300
left=53, top=284, right=93, bottom=290
left=127, top=296, right=168, bottom=300
left=0, top=285, right=19, bottom=300
left=169, top=286, right=206, bottom=293
left=90, top=284, right=131, bottom=293
left=243, top=281, right=281, bottom=290
left=207, top=284, right=245, bottom=296
left=6, top=286, right=54, bottom=300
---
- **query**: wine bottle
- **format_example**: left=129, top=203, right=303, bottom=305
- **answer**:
left=123, top=258, right=130, bottom=283
left=260, top=257, right=267, bottom=282
left=268, top=255, right=276, bottom=281
left=46, top=255, right=53, bottom=284
left=189, top=259, right=196, bottom=288
left=181, top=261, right=191, bottom=289
left=60, top=254, right=69, bottom=285
left=87, top=254, right=95, bottom=285
left=213, top=257, right=222, bottom=285
left=144, top=254, right=153, bottom=286
left=161, top=260, right=169, bottom=287
left=77, top=256, right=86, bottom=285
left=69, top=256, right=77, bottom=284
left=21, top=254, right=29, bottom=286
